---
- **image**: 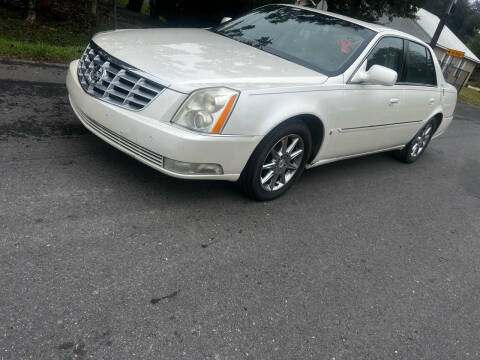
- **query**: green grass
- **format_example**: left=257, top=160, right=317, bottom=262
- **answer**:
left=0, top=7, right=91, bottom=63
left=0, top=38, right=84, bottom=62
left=468, top=80, right=480, bottom=88
left=459, top=87, right=480, bottom=106
left=0, top=1, right=155, bottom=62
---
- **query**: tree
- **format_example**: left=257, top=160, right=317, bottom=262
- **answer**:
left=467, top=32, right=480, bottom=59
left=150, top=0, right=424, bottom=26
left=423, top=0, right=480, bottom=43
left=324, top=0, right=424, bottom=21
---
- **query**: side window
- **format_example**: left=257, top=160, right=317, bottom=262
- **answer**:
left=366, top=37, right=404, bottom=77
left=405, top=41, right=437, bottom=86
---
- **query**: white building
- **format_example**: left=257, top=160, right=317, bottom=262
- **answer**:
left=380, top=8, right=480, bottom=88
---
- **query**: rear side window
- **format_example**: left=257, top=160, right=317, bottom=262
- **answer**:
left=366, top=37, right=404, bottom=77
left=404, top=41, right=437, bottom=86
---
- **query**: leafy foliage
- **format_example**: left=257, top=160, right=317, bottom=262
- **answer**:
left=467, top=32, right=480, bottom=59
left=150, top=0, right=423, bottom=25
left=324, top=0, right=423, bottom=21
left=423, top=0, right=480, bottom=45
left=0, top=8, right=90, bottom=47
left=0, top=7, right=88, bottom=62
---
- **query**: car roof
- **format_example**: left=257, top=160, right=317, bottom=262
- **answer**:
left=281, top=4, right=429, bottom=46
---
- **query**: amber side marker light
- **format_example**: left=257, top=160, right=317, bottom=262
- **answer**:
left=212, top=94, right=238, bottom=134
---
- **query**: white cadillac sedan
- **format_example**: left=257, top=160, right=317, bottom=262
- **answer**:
left=67, top=4, right=457, bottom=200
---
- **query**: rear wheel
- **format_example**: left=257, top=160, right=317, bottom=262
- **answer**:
left=239, top=121, right=311, bottom=201
left=393, top=119, right=436, bottom=164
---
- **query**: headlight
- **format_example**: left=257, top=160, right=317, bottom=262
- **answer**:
left=172, top=88, right=239, bottom=134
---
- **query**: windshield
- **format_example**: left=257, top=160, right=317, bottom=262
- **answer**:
left=213, top=5, right=376, bottom=76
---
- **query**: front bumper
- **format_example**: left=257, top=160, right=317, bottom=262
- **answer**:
left=66, top=60, right=261, bottom=181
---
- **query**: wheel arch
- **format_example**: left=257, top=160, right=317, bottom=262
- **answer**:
left=432, top=112, right=443, bottom=134
left=240, top=113, right=326, bottom=178
left=260, top=113, right=325, bottom=164
left=258, top=113, right=325, bottom=163
left=288, top=114, right=325, bottom=163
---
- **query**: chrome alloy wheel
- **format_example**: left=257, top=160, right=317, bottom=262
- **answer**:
left=410, top=123, right=434, bottom=158
left=260, top=134, right=305, bottom=192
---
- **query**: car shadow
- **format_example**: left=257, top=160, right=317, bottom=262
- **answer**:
left=83, top=133, right=417, bottom=204
left=83, top=134, right=243, bottom=202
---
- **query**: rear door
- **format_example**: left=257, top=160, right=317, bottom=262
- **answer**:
left=400, top=41, right=441, bottom=127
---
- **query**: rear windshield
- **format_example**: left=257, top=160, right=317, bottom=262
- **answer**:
left=213, top=5, right=376, bottom=76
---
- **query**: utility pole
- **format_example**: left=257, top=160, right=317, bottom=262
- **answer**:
left=430, top=0, right=457, bottom=48
left=113, top=0, right=117, bottom=30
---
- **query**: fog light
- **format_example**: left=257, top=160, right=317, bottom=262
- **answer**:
left=163, top=157, right=224, bottom=175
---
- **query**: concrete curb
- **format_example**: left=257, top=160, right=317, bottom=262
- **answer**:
left=0, top=59, right=68, bottom=84
left=467, top=85, right=480, bottom=92
left=0, top=57, right=69, bottom=69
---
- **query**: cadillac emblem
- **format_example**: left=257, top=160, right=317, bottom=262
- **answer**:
left=89, top=64, right=104, bottom=84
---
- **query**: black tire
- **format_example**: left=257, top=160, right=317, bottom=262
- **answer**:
left=393, top=119, right=437, bottom=164
left=239, top=121, right=312, bottom=201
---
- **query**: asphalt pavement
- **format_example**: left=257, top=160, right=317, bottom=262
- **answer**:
left=1, top=61, right=480, bottom=360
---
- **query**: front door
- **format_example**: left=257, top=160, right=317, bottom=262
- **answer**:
left=323, top=37, right=419, bottom=159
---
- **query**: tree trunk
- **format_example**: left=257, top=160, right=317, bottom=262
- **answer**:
left=25, top=0, right=36, bottom=23
left=91, top=0, right=98, bottom=17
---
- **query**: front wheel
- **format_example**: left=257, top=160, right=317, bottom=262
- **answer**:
left=393, top=119, right=436, bottom=164
left=239, top=121, right=312, bottom=201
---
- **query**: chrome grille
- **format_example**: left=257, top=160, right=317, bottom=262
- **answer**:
left=77, top=43, right=165, bottom=111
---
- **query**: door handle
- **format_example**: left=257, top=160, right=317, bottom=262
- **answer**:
left=428, top=98, right=436, bottom=105
left=389, top=98, right=400, bottom=105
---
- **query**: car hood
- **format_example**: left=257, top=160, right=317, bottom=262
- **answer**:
left=92, top=28, right=328, bottom=93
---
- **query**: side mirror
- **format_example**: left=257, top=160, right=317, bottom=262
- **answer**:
left=351, top=63, right=398, bottom=86
left=221, top=17, right=232, bottom=24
